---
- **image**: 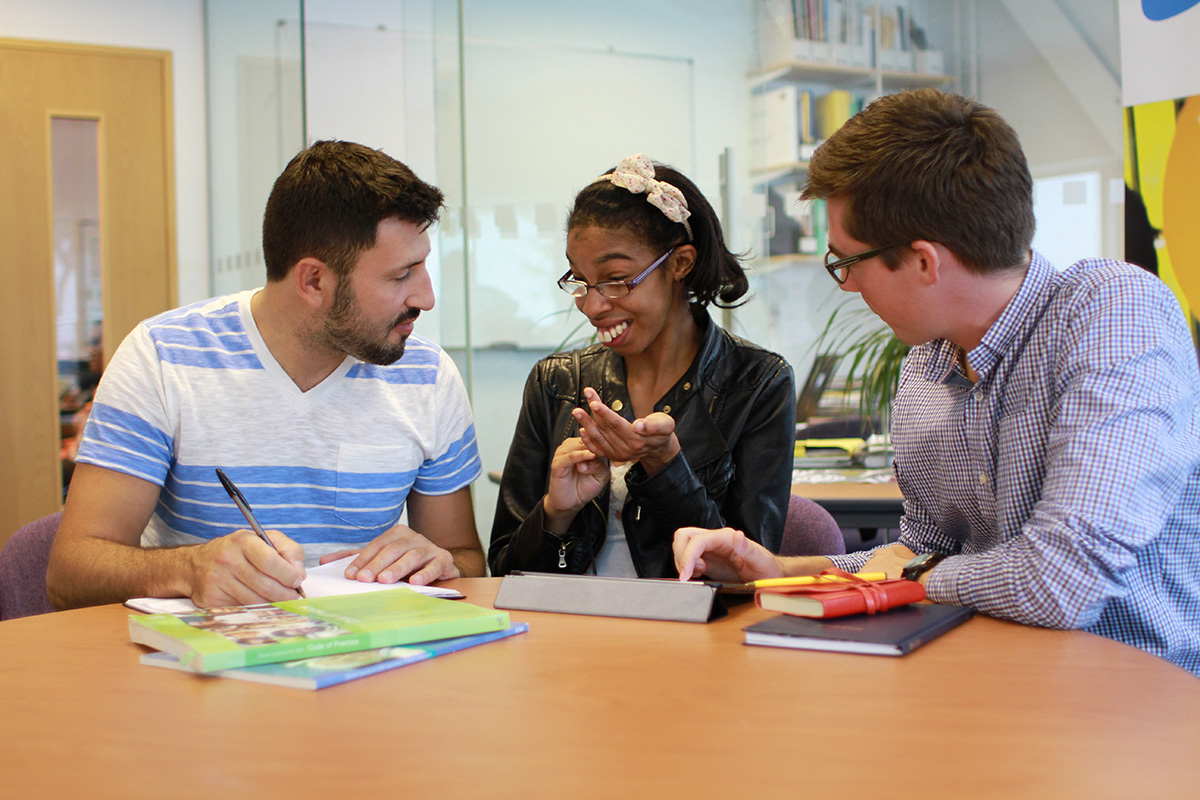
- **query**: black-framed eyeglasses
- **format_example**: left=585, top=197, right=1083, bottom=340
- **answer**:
left=824, top=242, right=906, bottom=284
left=557, top=248, right=675, bottom=299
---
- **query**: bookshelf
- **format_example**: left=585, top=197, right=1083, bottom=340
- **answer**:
left=749, top=0, right=962, bottom=264
left=737, top=1, right=968, bottom=444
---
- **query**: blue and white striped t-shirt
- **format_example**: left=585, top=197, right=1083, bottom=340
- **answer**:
left=75, top=290, right=482, bottom=565
left=831, top=253, right=1200, bottom=676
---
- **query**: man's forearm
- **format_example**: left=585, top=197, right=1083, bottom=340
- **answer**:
left=449, top=546, right=487, bottom=578
left=778, top=554, right=836, bottom=577
left=47, top=536, right=193, bottom=610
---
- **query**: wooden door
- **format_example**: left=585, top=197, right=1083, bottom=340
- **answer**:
left=0, top=39, right=176, bottom=544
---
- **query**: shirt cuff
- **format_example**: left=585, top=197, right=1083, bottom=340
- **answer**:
left=922, top=553, right=965, bottom=605
left=828, top=551, right=872, bottom=573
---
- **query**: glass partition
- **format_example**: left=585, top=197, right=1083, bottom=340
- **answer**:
left=430, top=1, right=760, bottom=541
left=207, top=0, right=763, bottom=543
left=205, top=0, right=304, bottom=297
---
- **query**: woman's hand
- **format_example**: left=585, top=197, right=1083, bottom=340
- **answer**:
left=672, top=526, right=786, bottom=583
left=542, top=437, right=611, bottom=532
left=573, top=387, right=681, bottom=475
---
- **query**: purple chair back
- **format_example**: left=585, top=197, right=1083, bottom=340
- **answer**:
left=0, top=511, right=61, bottom=621
left=780, top=495, right=846, bottom=556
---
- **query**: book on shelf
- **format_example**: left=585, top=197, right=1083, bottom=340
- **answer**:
left=755, top=575, right=925, bottom=618
left=124, top=553, right=463, bottom=616
left=140, top=622, right=529, bottom=689
left=799, top=89, right=815, bottom=145
left=129, top=588, right=510, bottom=673
left=743, top=602, right=973, bottom=656
left=814, top=89, right=856, bottom=140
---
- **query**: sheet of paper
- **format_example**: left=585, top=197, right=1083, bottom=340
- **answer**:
left=303, top=555, right=463, bottom=599
left=125, top=555, right=463, bottom=615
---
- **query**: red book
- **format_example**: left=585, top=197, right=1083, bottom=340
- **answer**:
left=755, top=574, right=925, bottom=619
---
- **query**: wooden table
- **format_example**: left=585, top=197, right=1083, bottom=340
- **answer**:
left=2, top=579, right=1198, bottom=799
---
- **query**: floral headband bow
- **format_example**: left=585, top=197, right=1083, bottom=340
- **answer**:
left=595, top=154, right=694, bottom=240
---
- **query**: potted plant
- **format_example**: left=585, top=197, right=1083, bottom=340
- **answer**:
left=807, top=299, right=910, bottom=460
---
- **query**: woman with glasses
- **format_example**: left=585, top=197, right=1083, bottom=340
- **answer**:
left=488, top=154, right=796, bottom=577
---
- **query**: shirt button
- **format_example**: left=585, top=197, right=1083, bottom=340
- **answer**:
left=978, top=473, right=988, bottom=485
left=612, top=399, right=623, bottom=411
left=683, top=382, right=691, bottom=391
left=974, top=394, right=984, bottom=402
left=662, top=405, right=672, bottom=413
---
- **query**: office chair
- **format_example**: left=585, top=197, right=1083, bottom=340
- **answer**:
left=779, top=494, right=846, bottom=556
left=0, top=511, right=61, bottom=621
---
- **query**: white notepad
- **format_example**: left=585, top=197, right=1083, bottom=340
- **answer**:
left=125, top=554, right=463, bottom=614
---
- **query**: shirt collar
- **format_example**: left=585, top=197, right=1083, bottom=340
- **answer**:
left=921, top=251, right=1052, bottom=385
left=968, top=251, right=1053, bottom=378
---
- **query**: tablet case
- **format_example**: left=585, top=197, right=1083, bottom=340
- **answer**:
left=494, top=572, right=727, bottom=623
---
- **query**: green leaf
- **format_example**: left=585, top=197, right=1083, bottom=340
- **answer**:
left=807, top=298, right=909, bottom=426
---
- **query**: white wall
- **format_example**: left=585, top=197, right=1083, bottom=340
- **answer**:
left=3, top=0, right=211, bottom=304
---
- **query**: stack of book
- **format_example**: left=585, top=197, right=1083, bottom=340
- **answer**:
left=761, top=0, right=944, bottom=74
left=130, top=588, right=525, bottom=690
left=741, top=571, right=972, bottom=656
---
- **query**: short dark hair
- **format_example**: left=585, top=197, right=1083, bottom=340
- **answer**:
left=802, top=88, right=1035, bottom=272
left=262, top=140, right=444, bottom=281
left=567, top=160, right=749, bottom=307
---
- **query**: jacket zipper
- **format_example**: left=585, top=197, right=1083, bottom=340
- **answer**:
left=545, top=530, right=574, bottom=570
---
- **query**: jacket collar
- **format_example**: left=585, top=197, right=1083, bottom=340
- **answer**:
left=584, top=305, right=720, bottom=418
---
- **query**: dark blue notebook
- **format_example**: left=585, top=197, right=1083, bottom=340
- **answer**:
left=743, top=603, right=973, bottom=656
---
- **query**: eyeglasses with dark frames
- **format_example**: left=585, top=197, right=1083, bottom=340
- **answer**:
left=824, top=242, right=906, bottom=284
left=557, top=248, right=676, bottom=299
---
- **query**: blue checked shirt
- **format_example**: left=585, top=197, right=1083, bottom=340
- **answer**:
left=830, top=253, right=1200, bottom=675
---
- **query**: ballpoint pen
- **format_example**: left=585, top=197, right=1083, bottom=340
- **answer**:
left=215, top=468, right=305, bottom=597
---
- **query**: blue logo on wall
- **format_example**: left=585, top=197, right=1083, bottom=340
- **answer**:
left=1143, top=0, right=1200, bottom=20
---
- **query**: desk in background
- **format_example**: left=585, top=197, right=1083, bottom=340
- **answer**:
left=2, top=579, right=1198, bottom=798
left=793, top=467, right=904, bottom=544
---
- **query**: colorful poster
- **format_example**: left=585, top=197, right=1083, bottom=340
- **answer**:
left=1125, top=96, right=1200, bottom=322
left=1118, top=0, right=1200, bottom=106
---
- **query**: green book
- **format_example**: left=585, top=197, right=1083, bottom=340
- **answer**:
left=139, top=623, right=529, bottom=689
left=128, top=588, right=510, bottom=673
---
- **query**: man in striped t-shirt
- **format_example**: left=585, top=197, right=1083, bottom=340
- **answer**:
left=48, top=141, right=485, bottom=609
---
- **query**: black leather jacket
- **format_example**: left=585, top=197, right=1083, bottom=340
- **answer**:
left=489, top=311, right=795, bottom=578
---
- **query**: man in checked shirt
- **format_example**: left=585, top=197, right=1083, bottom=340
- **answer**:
left=674, top=88, right=1200, bottom=676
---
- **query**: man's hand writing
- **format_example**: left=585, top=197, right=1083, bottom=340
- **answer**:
left=189, top=529, right=306, bottom=607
